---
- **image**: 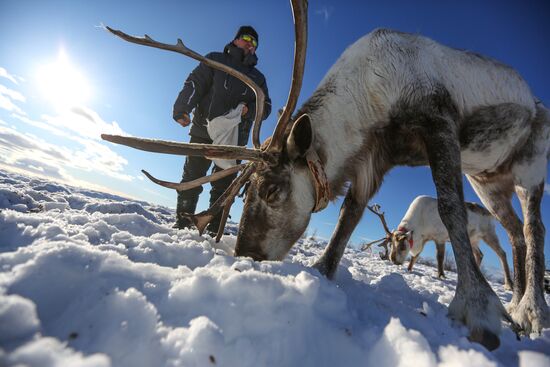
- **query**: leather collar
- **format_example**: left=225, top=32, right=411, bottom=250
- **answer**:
left=306, top=149, right=331, bottom=212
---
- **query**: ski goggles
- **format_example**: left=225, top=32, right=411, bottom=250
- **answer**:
left=240, top=34, right=258, bottom=48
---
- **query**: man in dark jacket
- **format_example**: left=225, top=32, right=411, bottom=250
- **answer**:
left=172, top=25, right=271, bottom=235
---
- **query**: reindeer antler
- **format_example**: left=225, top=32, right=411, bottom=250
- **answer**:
left=264, top=0, right=308, bottom=156
left=184, top=164, right=256, bottom=235
left=141, top=164, right=245, bottom=191
left=360, top=237, right=387, bottom=251
left=365, top=204, right=393, bottom=259
left=367, top=204, right=392, bottom=235
left=101, top=134, right=264, bottom=162
left=378, top=241, right=390, bottom=260
left=101, top=0, right=308, bottom=238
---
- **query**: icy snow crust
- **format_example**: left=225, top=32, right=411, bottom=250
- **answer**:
left=0, top=169, right=548, bottom=367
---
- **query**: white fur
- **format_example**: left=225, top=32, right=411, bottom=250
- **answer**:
left=262, top=169, right=313, bottom=261
left=394, top=196, right=512, bottom=289
left=309, top=30, right=537, bottom=181
left=398, top=196, right=492, bottom=257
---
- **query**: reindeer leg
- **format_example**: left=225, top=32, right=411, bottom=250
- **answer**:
left=313, top=187, right=366, bottom=279
left=436, top=242, right=446, bottom=279
left=467, top=175, right=526, bottom=307
left=512, top=182, right=550, bottom=334
left=422, top=116, right=506, bottom=350
left=407, top=254, right=419, bottom=272
left=481, top=230, right=513, bottom=291
left=471, top=240, right=483, bottom=267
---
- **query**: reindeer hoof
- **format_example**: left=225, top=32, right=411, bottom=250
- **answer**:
left=448, top=278, right=507, bottom=352
left=468, top=328, right=500, bottom=351
left=509, top=294, right=550, bottom=335
left=312, top=259, right=337, bottom=279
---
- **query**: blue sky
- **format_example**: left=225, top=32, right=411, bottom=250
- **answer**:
left=1, top=0, right=549, bottom=271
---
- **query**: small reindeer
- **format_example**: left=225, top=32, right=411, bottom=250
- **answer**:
left=101, top=0, right=549, bottom=349
left=364, top=197, right=513, bottom=289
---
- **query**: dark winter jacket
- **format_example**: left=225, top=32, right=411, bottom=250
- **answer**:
left=173, top=43, right=271, bottom=146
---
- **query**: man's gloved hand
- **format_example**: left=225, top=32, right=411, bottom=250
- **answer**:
left=176, top=113, right=191, bottom=127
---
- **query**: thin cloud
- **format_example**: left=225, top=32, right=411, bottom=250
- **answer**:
left=71, top=106, right=96, bottom=122
left=70, top=135, right=131, bottom=176
left=315, top=6, right=334, bottom=23
left=0, top=127, right=75, bottom=181
left=10, top=157, right=68, bottom=180
left=0, top=95, right=25, bottom=115
left=0, top=84, right=24, bottom=102
left=0, top=125, right=133, bottom=183
left=0, top=80, right=132, bottom=183
left=1, top=65, right=166, bottom=198
left=12, top=114, right=69, bottom=138
left=0, top=84, right=26, bottom=115
left=545, top=183, right=550, bottom=195
left=41, top=106, right=125, bottom=141
left=11, top=113, right=131, bottom=180
left=0, top=128, right=73, bottom=166
left=1, top=75, right=125, bottom=142
left=0, top=67, right=19, bottom=84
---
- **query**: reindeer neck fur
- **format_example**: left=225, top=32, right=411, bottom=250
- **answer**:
left=396, top=196, right=436, bottom=254
left=398, top=196, right=434, bottom=232
left=295, top=39, right=391, bottom=204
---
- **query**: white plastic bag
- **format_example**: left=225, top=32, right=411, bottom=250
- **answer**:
left=206, top=103, right=244, bottom=169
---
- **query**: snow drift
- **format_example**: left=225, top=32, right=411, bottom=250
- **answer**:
left=0, top=169, right=548, bottom=367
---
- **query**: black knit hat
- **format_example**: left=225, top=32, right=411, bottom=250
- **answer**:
left=234, top=25, right=259, bottom=47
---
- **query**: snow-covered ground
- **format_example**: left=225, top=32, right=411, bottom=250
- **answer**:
left=0, top=169, right=548, bottom=367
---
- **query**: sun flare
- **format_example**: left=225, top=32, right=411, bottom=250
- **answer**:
left=36, top=49, right=92, bottom=110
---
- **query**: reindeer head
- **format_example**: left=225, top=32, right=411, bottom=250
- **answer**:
left=363, top=205, right=412, bottom=265
left=388, top=229, right=413, bottom=265
left=234, top=114, right=321, bottom=260
left=100, top=0, right=325, bottom=257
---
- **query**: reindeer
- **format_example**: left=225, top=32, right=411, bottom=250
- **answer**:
left=101, top=0, right=549, bottom=350
left=364, top=197, right=514, bottom=289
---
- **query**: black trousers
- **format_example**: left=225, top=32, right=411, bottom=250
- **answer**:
left=177, top=135, right=238, bottom=212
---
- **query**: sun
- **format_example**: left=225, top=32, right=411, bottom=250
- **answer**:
left=36, top=49, right=92, bottom=110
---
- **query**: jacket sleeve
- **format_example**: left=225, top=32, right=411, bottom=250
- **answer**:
left=243, top=75, right=272, bottom=122
left=239, top=76, right=271, bottom=146
left=173, top=53, right=215, bottom=121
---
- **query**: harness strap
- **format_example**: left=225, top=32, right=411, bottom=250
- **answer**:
left=398, top=226, right=414, bottom=249
left=306, top=149, right=331, bottom=213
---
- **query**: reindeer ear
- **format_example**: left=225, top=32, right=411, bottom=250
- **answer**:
left=287, top=114, right=312, bottom=160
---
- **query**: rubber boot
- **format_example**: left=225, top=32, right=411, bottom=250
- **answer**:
left=173, top=193, right=198, bottom=230
left=205, top=211, right=223, bottom=236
